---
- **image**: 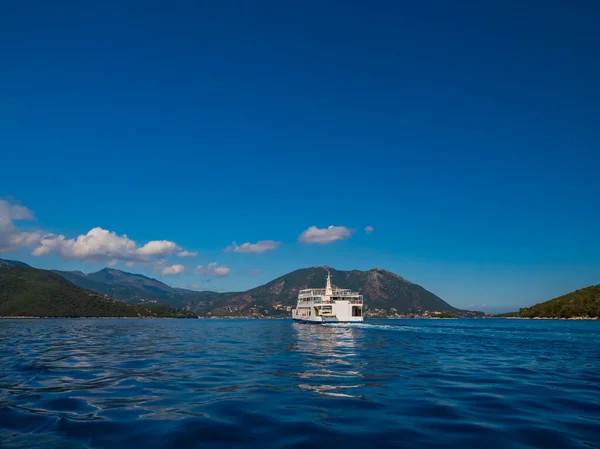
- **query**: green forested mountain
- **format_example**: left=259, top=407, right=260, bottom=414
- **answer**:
left=0, top=265, right=196, bottom=318
left=45, top=264, right=478, bottom=317
left=519, top=285, right=600, bottom=318
left=190, top=267, right=474, bottom=317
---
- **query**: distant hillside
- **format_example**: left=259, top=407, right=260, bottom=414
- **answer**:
left=51, top=265, right=479, bottom=317
left=519, top=285, right=600, bottom=318
left=0, top=258, right=30, bottom=267
left=52, top=268, right=216, bottom=307
left=0, top=265, right=196, bottom=318
left=190, top=267, right=474, bottom=317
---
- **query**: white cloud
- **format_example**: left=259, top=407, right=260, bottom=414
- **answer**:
left=137, top=240, right=179, bottom=257
left=364, top=226, right=374, bottom=235
left=32, top=227, right=181, bottom=262
left=250, top=269, right=262, bottom=276
left=298, top=225, right=352, bottom=244
left=125, top=261, right=135, bottom=267
left=177, top=250, right=198, bottom=257
left=161, top=264, right=185, bottom=276
left=194, top=262, right=231, bottom=277
left=0, top=200, right=42, bottom=253
left=224, top=240, right=281, bottom=253
left=108, top=259, right=119, bottom=267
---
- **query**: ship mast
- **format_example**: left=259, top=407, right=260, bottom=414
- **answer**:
left=325, top=270, right=333, bottom=296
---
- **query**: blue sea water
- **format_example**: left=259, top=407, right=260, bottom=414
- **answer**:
left=0, top=319, right=599, bottom=449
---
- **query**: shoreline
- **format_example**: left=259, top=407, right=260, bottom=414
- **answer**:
left=0, top=316, right=198, bottom=319
left=2, top=316, right=598, bottom=320
left=509, top=316, right=598, bottom=320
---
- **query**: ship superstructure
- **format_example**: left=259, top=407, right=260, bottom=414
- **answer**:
left=292, top=271, right=363, bottom=323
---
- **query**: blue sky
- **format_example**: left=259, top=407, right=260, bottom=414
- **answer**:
left=1, top=1, right=599, bottom=313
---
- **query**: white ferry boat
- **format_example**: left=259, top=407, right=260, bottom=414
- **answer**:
left=292, top=272, right=364, bottom=324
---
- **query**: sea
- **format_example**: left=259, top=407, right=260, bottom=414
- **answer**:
left=0, top=318, right=598, bottom=449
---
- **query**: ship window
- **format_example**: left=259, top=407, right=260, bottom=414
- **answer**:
left=352, top=306, right=362, bottom=317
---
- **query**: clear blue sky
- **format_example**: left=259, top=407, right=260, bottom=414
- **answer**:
left=1, top=1, right=599, bottom=313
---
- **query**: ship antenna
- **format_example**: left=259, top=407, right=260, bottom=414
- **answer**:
left=325, top=269, right=332, bottom=296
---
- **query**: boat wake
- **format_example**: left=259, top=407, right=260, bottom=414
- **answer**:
left=321, top=322, right=468, bottom=335
left=322, top=322, right=411, bottom=332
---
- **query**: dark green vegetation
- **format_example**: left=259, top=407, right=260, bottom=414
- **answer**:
left=518, top=284, right=600, bottom=318
left=433, top=313, right=456, bottom=318
left=0, top=265, right=197, bottom=318
left=53, top=265, right=480, bottom=317
left=493, top=311, right=520, bottom=318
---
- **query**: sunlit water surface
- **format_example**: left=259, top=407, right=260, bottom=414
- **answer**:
left=0, top=318, right=599, bottom=448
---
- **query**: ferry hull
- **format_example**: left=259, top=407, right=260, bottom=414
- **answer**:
left=293, top=317, right=363, bottom=324
left=291, top=306, right=363, bottom=324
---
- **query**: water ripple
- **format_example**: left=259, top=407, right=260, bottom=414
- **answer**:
left=0, top=318, right=599, bottom=448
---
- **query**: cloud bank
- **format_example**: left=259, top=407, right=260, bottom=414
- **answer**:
left=32, top=227, right=180, bottom=262
left=0, top=200, right=192, bottom=265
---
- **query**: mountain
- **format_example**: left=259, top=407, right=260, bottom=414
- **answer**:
left=51, top=265, right=478, bottom=317
left=0, top=265, right=197, bottom=318
left=189, top=267, right=475, bottom=317
left=0, top=258, right=30, bottom=267
left=518, top=284, right=600, bottom=318
left=52, top=268, right=216, bottom=307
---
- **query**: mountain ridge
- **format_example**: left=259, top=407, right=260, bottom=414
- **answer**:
left=206, top=266, right=464, bottom=318
left=0, top=258, right=31, bottom=267
left=66, top=265, right=479, bottom=317
left=12, top=261, right=483, bottom=317
left=51, top=268, right=204, bottom=307
left=0, top=265, right=196, bottom=318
